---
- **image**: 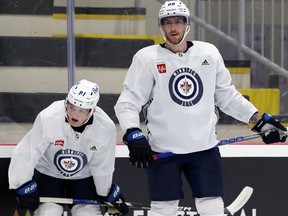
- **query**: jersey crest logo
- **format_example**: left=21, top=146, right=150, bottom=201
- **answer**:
left=54, top=149, right=88, bottom=177
left=168, top=67, right=203, bottom=106
left=156, top=62, right=167, bottom=74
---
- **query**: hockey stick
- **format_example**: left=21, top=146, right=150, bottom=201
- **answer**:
left=153, top=127, right=288, bottom=160
left=39, top=197, right=141, bottom=207
left=40, top=186, right=253, bottom=216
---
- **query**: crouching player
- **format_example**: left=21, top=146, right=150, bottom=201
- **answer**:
left=8, top=79, right=129, bottom=216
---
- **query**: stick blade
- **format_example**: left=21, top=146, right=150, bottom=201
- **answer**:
left=40, top=197, right=73, bottom=204
left=225, top=186, right=253, bottom=215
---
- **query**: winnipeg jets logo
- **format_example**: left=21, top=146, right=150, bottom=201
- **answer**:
left=168, top=67, right=203, bottom=106
left=63, top=158, right=76, bottom=169
left=179, top=76, right=192, bottom=94
left=54, top=149, right=88, bottom=177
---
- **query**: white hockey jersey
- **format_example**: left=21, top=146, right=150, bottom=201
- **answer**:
left=115, top=41, right=258, bottom=154
left=9, top=100, right=116, bottom=196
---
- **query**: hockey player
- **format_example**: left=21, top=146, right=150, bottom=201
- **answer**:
left=8, top=79, right=129, bottom=216
left=114, top=1, right=287, bottom=216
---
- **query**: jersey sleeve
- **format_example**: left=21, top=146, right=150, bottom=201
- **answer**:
left=114, top=53, right=155, bottom=132
left=8, top=113, right=49, bottom=189
left=214, top=50, right=258, bottom=123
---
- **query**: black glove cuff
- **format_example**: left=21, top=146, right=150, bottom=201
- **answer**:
left=96, top=194, right=107, bottom=201
left=251, top=119, right=265, bottom=133
left=16, top=180, right=38, bottom=195
left=123, top=127, right=142, bottom=141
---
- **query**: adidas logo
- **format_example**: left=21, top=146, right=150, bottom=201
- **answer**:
left=201, top=59, right=209, bottom=65
left=89, top=146, right=97, bottom=151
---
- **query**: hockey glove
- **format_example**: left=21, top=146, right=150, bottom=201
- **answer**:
left=106, top=206, right=122, bottom=216
left=101, top=184, right=129, bottom=215
left=252, top=113, right=287, bottom=144
left=15, top=180, right=39, bottom=211
left=123, top=127, right=153, bottom=168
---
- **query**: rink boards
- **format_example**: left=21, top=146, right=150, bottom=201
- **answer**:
left=1, top=142, right=288, bottom=158
left=1, top=143, right=288, bottom=216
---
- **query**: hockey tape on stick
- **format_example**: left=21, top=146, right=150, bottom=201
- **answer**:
left=40, top=186, right=253, bottom=216
left=174, top=186, right=253, bottom=216
left=225, top=186, right=253, bottom=215
left=153, top=127, right=288, bottom=160
left=40, top=197, right=102, bottom=205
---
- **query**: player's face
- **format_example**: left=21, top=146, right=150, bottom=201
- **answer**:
left=66, top=102, right=91, bottom=127
left=161, top=16, right=187, bottom=45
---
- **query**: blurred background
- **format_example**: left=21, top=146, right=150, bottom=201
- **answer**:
left=0, top=0, right=288, bottom=215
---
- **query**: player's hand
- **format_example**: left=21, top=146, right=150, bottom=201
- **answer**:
left=15, top=180, right=39, bottom=211
left=123, top=127, right=153, bottom=168
left=252, top=113, right=287, bottom=144
left=104, top=184, right=129, bottom=215
left=105, top=206, right=121, bottom=216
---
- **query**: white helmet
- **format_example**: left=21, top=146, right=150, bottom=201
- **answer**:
left=158, top=0, right=190, bottom=26
left=158, top=1, right=191, bottom=46
left=66, top=79, right=100, bottom=110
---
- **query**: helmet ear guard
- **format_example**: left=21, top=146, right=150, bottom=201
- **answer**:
left=66, top=79, right=100, bottom=110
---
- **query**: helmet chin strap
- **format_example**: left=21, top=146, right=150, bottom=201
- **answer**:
left=160, top=25, right=190, bottom=47
left=81, top=109, right=94, bottom=125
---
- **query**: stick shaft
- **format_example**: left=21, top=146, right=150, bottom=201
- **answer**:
left=153, top=133, right=259, bottom=160
left=153, top=127, right=288, bottom=160
left=218, top=126, right=288, bottom=146
left=217, top=133, right=261, bottom=146
left=39, top=197, right=139, bottom=207
left=40, top=197, right=102, bottom=205
left=40, top=186, right=253, bottom=216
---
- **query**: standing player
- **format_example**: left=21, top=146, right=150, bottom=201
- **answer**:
left=114, top=1, right=287, bottom=216
left=8, top=79, right=129, bottom=216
